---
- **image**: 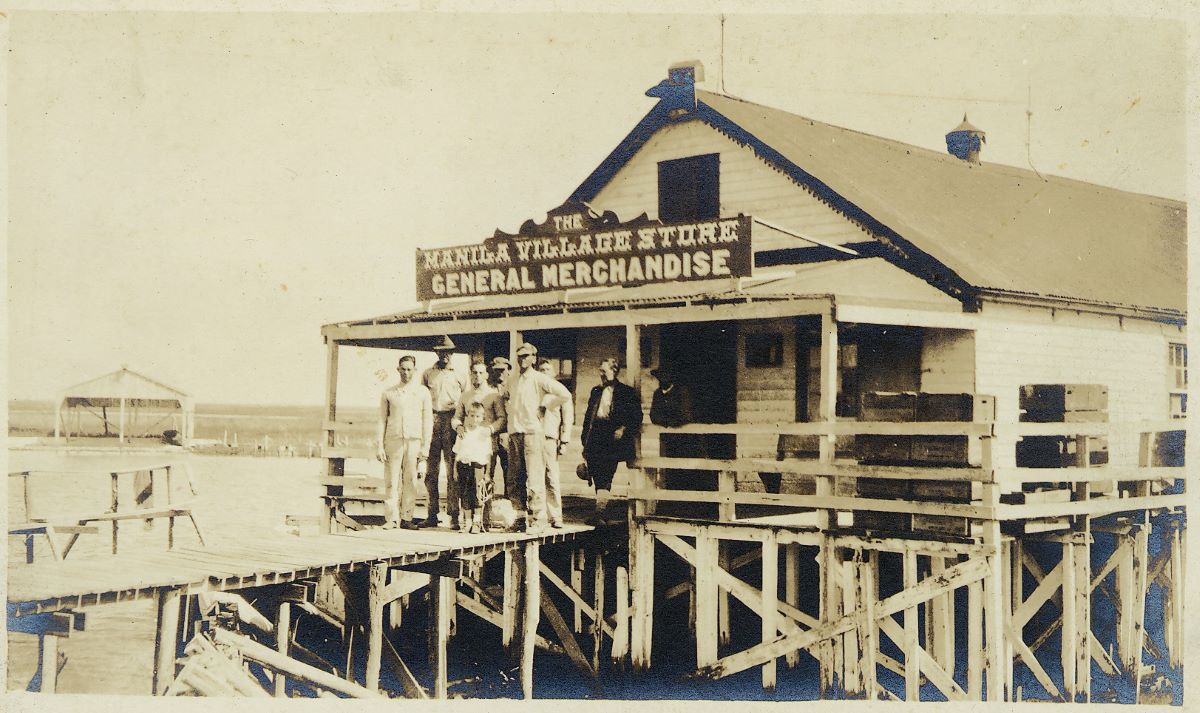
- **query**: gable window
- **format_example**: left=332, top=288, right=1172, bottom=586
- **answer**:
left=658, top=154, right=719, bottom=223
left=1169, top=342, right=1187, bottom=418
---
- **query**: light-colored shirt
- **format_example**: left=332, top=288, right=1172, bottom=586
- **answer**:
left=541, top=391, right=574, bottom=443
left=595, top=385, right=613, bottom=420
left=423, top=364, right=467, bottom=412
left=504, top=368, right=571, bottom=435
left=453, top=383, right=505, bottom=433
left=452, top=424, right=493, bottom=465
left=379, top=381, right=433, bottom=450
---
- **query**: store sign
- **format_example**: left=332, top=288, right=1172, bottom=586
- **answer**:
left=415, top=204, right=752, bottom=301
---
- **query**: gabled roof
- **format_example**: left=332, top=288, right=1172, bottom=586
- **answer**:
left=60, top=367, right=190, bottom=404
left=570, top=80, right=1186, bottom=315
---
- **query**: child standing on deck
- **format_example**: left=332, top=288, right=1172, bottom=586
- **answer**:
left=453, top=402, right=492, bottom=533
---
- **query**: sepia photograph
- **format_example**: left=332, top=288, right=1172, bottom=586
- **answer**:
left=3, top=2, right=1193, bottom=708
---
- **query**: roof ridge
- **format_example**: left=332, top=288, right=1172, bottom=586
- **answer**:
left=696, top=88, right=1185, bottom=208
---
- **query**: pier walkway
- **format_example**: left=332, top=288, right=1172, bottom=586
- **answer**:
left=8, top=525, right=590, bottom=617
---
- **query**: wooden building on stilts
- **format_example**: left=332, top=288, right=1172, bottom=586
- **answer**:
left=320, top=62, right=1186, bottom=702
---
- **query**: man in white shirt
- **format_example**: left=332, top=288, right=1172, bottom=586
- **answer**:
left=377, top=355, right=433, bottom=529
left=537, top=359, right=574, bottom=529
left=504, top=342, right=572, bottom=532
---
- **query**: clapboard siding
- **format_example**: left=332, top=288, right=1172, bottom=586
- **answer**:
left=921, top=329, right=976, bottom=394
left=588, top=120, right=871, bottom=252
left=737, top=318, right=797, bottom=456
left=975, top=304, right=1177, bottom=468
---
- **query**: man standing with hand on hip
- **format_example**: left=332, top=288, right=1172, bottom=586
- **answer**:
left=537, top=358, right=574, bottom=529
left=505, top=342, right=572, bottom=533
left=377, top=355, right=433, bottom=530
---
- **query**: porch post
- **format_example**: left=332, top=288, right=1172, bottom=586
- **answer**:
left=817, top=308, right=839, bottom=695
left=322, top=340, right=342, bottom=534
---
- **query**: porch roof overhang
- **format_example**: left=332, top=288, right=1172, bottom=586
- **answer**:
left=322, top=257, right=971, bottom=346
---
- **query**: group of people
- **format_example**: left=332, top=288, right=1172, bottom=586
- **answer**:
left=376, top=337, right=645, bottom=534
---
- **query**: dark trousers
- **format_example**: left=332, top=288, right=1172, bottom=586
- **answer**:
left=456, top=462, right=485, bottom=510
left=426, top=411, right=459, bottom=520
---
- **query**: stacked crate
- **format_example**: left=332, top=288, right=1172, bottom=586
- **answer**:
left=847, top=392, right=994, bottom=537
left=1005, top=384, right=1109, bottom=534
left=1015, top=384, right=1109, bottom=467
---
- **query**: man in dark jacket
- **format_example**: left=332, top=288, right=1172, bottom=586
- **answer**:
left=581, top=357, right=643, bottom=525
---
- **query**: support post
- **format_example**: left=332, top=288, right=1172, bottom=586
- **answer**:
left=40, top=634, right=59, bottom=693
left=695, top=531, right=719, bottom=668
left=761, top=535, right=778, bottom=691
left=431, top=570, right=454, bottom=699
left=275, top=601, right=291, bottom=697
left=1072, top=534, right=1091, bottom=702
left=153, top=588, right=183, bottom=695
left=503, top=550, right=518, bottom=649
left=322, top=340, right=342, bottom=534
left=592, top=551, right=605, bottom=671
left=520, top=541, right=540, bottom=700
left=365, top=564, right=387, bottom=691
left=982, top=518, right=1006, bottom=702
left=784, top=543, right=801, bottom=669
left=840, top=559, right=861, bottom=697
left=817, top=309, right=838, bottom=696
left=572, top=549, right=585, bottom=634
left=903, top=550, right=920, bottom=701
left=859, top=552, right=877, bottom=700
left=967, top=577, right=983, bottom=699
left=119, top=396, right=126, bottom=444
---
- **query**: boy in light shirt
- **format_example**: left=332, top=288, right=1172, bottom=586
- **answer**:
left=453, top=402, right=493, bottom=533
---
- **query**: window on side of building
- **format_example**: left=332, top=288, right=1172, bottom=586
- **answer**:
left=1168, top=342, right=1187, bottom=418
left=658, top=154, right=720, bottom=223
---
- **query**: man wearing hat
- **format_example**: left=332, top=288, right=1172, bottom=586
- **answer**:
left=421, top=336, right=468, bottom=528
left=486, top=356, right=512, bottom=491
left=504, top=342, right=572, bottom=532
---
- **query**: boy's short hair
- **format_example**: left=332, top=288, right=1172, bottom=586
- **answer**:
left=468, top=401, right=486, bottom=413
left=398, top=355, right=416, bottom=367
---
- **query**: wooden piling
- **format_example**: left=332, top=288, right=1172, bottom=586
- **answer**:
left=761, top=535, right=778, bottom=691
left=903, top=550, right=920, bottom=701
left=857, top=552, right=877, bottom=699
left=784, top=543, right=801, bottom=669
left=365, top=563, right=387, bottom=691
left=613, top=565, right=630, bottom=664
left=40, top=634, right=59, bottom=693
left=695, top=531, right=719, bottom=668
left=520, top=541, right=540, bottom=699
left=153, top=587, right=182, bottom=695
left=275, top=601, right=291, bottom=697
left=503, top=550, right=518, bottom=649
left=592, top=550, right=605, bottom=671
left=571, top=548, right=584, bottom=634
left=431, top=571, right=454, bottom=699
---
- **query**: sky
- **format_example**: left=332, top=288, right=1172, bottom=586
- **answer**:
left=4, top=7, right=1191, bottom=407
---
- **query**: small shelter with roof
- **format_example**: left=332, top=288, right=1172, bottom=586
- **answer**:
left=54, top=367, right=194, bottom=445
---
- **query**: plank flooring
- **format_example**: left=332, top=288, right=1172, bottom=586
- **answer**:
left=8, top=525, right=591, bottom=616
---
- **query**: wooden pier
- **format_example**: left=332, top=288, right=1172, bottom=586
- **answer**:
left=8, top=519, right=606, bottom=698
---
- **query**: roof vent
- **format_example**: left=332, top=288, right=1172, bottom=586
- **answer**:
left=945, top=114, right=986, bottom=163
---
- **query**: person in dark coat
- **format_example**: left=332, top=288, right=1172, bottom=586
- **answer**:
left=581, top=357, right=643, bottom=525
left=650, top=363, right=695, bottom=500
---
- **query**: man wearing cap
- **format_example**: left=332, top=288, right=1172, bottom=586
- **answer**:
left=486, top=356, right=512, bottom=493
left=537, top=358, right=574, bottom=529
left=505, top=342, right=572, bottom=532
left=377, top=355, right=433, bottom=529
left=421, top=336, right=468, bottom=528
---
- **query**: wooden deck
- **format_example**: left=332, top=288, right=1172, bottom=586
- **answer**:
left=8, top=525, right=592, bottom=617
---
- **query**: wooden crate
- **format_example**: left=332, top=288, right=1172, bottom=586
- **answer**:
left=915, top=393, right=995, bottom=422
left=853, top=510, right=912, bottom=533
left=1019, top=384, right=1108, bottom=413
left=912, top=513, right=972, bottom=537
left=909, top=479, right=973, bottom=503
left=855, top=435, right=913, bottom=464
left=909, top=436, right=970, bottom=465
left=855, top=477, right=909, bottom=499
left=860, top=392, right=917, bottom=422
